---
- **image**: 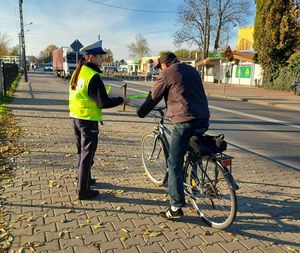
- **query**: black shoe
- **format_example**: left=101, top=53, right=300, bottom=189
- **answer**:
left=160, top=207, right=184, bottom=219
left=90, top=178, right=96, bottom=185
left=78, top=190, right=99, bottom=200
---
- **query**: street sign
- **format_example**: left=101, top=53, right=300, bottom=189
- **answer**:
left=70, top=39, right=83, bottom=52
left=223, top=46, right=233, bottom=60
left=236, top=66, right=252, bottom=78
left=208, top=52, right=224, bottom=58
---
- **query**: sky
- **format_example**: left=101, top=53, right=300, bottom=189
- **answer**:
left=1, top=0, right=254, bottom=60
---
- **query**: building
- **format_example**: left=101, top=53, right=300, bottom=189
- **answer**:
left=0, top=56, right=19, bottom=65
left=140, top=56, right=159, bottom=74
left=196, top=51, right=262, bottom=86
left=236, top=26, right=254, bottom=51
left=127, top=59, right=141, bottom=75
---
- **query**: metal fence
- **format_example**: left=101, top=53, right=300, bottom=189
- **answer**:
left=0, top=60, right=19, bottom=97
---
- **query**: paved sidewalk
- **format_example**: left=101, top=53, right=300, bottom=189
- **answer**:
left=126, top=80, right=300, bottom=112
left=1, top=74, right=300, bottom=253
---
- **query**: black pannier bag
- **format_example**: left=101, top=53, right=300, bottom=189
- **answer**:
left=189, top=134, right=227, bottom=155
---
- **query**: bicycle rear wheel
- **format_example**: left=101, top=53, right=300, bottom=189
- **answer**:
left=185, top=157, right=237, bottom=229
left=141, top=133, right=168, bottom=186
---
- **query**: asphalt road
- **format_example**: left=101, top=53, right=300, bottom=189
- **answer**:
left=104, top=79, right=300, bottom=172
left=28, top=73, right=300, bottom=171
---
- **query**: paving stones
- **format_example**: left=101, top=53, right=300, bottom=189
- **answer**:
left=1, top=75, right=299, bottom=252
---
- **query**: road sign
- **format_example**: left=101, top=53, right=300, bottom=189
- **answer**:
left=70, top=39, right=83, bottom=52
left=236, top=66, right=252, bottom=78
left=208, top=52, right=224, bottom=58
left=224, top=46, right=233, bottom=60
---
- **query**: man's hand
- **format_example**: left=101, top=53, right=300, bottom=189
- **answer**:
left=123, top=97, right=131, bottom=105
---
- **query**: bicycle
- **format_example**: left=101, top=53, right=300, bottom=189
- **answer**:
left=141, top=107, right=239, bottom=229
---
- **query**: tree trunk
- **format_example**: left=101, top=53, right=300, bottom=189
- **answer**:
left=214, top=23, right=222, bottom=50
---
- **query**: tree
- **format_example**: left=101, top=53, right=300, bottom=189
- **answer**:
left=174, top=0, right=212, bottom=59
left=174, top=49, right=201, bottom=60
left=39, top=44, right=58, bottom=63
left=174, top=0, right=252, bottom=58
left=0, top=32, right=10, bottom=56
left=103, top=49, right=113, bottom=63
left=174, top=49, right=191, bottom=60
left=9, top=45, right=19, bottom=56
left=127, top=34, right=150, bottom=59
left=212, top=0, right=251, bottom=51
left=288, top=50, right=300, bottom=69
left=29, top=55, right=38, bottom=64
left=254, top=0, right=300, bottom=83
left=119, top=59, right=126, bottom=65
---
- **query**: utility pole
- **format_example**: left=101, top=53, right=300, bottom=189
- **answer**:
left=19, top=0, right=28, bottom=82
left=18, top=33, right=22, bottom=68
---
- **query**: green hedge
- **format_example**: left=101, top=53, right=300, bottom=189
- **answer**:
left=264, top=52, right=300, bottom=91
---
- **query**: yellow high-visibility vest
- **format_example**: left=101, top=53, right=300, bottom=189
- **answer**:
left=69, top=65, right=102, bottom=121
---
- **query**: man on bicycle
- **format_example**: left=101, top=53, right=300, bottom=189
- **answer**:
left=137, top=52, right=210, bottom=219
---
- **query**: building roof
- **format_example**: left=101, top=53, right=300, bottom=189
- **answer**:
left=195, top=51, right=256, bottom=66
left=233, top=51, right=255, bottom=62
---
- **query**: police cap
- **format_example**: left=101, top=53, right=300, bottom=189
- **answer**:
left=80, top=41, right=107, bottom=55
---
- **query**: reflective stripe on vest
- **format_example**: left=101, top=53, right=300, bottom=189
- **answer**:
left=69, top=65, right=102, bottom=121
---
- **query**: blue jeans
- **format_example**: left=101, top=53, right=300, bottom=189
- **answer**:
left=168, top=118, right=209, bottom=208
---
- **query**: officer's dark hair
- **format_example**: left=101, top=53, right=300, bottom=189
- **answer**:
left=70, top=57, right=86, bottom=90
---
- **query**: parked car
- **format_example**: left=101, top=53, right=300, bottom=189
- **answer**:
left=146, top=69, right=160, bottom=78
left=44, top=63, right=53, bottom=72
left=105, top=66, right=118, bottom=73
left=290, top=82, right=300, bottom=95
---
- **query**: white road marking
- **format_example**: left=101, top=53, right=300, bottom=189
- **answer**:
left=209, top=105, right=300, bottom=129
left=107, top=82, right=300, bottom=170
left=107, top=82, right=300, bottom=130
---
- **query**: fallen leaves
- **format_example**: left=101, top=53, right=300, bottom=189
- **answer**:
left=59, top=231, right=65, bottom=238
left=48, top=180, right=62, bottom=188
left=149, top=231, right=162, bottom=238
left=119, top=236, right=127, bottom=242
left=203, top=230, right=212, bottom=236
left=92, top=242, right=101, bottom=248
left=141, top=228, right=163, bottom=239
left=0, top=222, right=14, bottom=250
left=287, top=246, right=297, bottom=252
left=121, top=228, right=130, bottom=233
left=93, top=223, right=104, bottom=229
left=104, top=189, right=126, bottom=197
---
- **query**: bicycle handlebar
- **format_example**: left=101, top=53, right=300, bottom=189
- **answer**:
left=150, top=107, right=169, bottom=125
left=152, top=107, right=167, bottom=117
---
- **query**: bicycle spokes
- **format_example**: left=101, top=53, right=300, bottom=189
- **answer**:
left=185, top=157, right=237, bottom=229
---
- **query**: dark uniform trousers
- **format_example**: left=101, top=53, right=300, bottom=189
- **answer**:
left=72, top=118, right=99, bottom=193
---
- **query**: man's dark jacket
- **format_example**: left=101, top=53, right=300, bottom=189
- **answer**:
left=137, top=62, right=210, bottom=123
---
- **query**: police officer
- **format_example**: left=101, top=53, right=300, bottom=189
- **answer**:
left=69, top=41, right=129, bottom=200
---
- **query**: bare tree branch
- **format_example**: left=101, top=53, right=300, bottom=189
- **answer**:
left=174, top=0, right=254, bottom=57
left=127, top=33, right=150, bottom=59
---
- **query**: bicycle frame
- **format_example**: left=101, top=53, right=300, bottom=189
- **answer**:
left=152, top=108, right=171, bottom=157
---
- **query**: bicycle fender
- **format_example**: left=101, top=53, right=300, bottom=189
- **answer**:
left=223, top=167, right=239, bottom=191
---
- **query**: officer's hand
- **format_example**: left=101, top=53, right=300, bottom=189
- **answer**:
left=123, top=97, right=131, bottom=105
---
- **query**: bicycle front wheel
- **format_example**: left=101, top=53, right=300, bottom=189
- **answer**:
left=141, top=133, right=168, bottom=186
left=186, top=157, right=237, bottom=229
